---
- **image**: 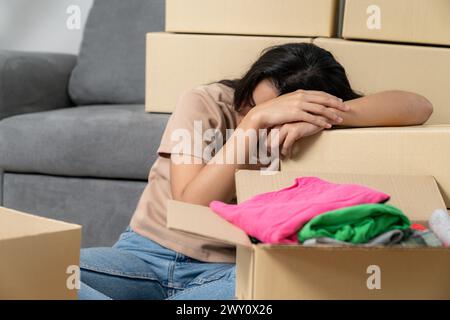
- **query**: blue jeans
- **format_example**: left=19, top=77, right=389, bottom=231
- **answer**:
left=78, top=227, right=236, bottom=300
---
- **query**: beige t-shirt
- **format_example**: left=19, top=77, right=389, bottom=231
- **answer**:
left=130, top=83, right=238, bottom=263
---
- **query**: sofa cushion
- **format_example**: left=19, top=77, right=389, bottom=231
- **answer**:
left=68, top=0, right=165, bottom=105
left=0, top=51, right=76, bottom=121
left=3, top=173, right=147, bottom=247
left=0, top=105, right=169, bottom=180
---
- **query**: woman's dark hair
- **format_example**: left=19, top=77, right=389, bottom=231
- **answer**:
left=219, top=43, right=362, bottom=111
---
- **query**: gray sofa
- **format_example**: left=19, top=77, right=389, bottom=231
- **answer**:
left=0, top=0, right=169, bottom=247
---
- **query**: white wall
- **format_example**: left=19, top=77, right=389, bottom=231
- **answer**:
left=0, top=0, right=93, bottom=54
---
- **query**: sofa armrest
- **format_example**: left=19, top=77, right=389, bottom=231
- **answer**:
left=0, top=51, right=77, bottom=120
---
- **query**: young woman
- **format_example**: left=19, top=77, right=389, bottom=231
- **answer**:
left=78, top=43, right=432, bottom=300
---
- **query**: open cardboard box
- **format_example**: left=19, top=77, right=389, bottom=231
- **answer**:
left=168, top=170, right=450, bottom=299
left=0, top=207, right=81, bottom=300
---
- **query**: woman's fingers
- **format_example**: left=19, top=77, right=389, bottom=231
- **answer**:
left=315, top=116, right=331, bottom=128
left=281, top=131, right=298, bottom=158
left=266, top=124, right=298, bottom=159
left=266, top=125, right=287, bottom=151
left=302, top=102, right=343, bottom=124
left=276, top=121, right=327, bottom=158
left=296, top=110, right=332, bottom=128
left=303, top=91, right=350, bottom=111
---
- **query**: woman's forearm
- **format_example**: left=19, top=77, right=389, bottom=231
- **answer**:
left=336, top=90, right=433, bottom=127
left=171, top=115, right=260, bottom=206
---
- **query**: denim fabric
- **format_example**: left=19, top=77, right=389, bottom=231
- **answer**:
left=79, top=227, right=236, bottom=300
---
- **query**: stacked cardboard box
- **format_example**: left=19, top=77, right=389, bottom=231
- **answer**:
left=343, top=0, right=450, bottom=46
left=313, top=38, right=450, bottom=125
left=145, top=0, right=450, bottom=299
left=166, top=0, right=338, bottom=37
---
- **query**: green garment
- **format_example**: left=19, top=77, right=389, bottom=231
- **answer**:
left=298, top=203, right=411, bottom=244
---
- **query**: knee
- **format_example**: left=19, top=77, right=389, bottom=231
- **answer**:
left=79, top=247, right=114, bottom=269
left=80, top=248, right=99, bottom=270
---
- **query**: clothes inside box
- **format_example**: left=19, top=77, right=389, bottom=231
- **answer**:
left=210, top=176, right=449, bottom=248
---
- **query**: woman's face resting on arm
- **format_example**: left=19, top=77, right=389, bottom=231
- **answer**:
left=231, top=43, right=433, bottom=158
left=242, top=79, right=348, bottom=158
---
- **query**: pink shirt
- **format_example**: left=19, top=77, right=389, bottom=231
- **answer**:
left=210, top=177, right=390, bottom=244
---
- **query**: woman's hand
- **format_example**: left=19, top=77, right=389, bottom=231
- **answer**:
left=244, top=89, right=349, bottom=130
left=267, top=119, right=327, bottom=159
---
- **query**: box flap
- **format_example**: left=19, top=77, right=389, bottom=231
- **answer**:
left=0, top=206, right=81, bottom=241
left=167, top=200, right=251, bottom=247
left=235, top=170, right=446, bottom=222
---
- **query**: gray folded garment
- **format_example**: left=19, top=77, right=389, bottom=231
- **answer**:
left=302, top=229, right=405, bottom=247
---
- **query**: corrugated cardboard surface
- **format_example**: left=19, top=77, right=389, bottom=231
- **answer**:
left=343, top=0, right=450, bottom=46
left=235, top=246, right=255, bottom=300
left=0, top=207, right=81, bottom=300
left=166, top=0, right=338, bottom=37
left=168, top=171, right=450, bottom=299
left=249, top=245, right=450, bottom=299
left=146, top=33, right=311, bottom=113
left=281, top=125, right=450, bottom=208
left=313, top=38, right=450, bottom=125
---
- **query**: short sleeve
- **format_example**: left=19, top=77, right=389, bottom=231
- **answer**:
left=157, top=89, right=224, bottom=163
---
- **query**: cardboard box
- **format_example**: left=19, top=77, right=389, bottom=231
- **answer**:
left=166, top=0, right=338, bottom=37
left=282, top=125, right=450, bottom=208
left=343, top=0, right=450, bottom=46
left=313, top=38, right=450, bottom=125
left=146, top=33, right=311, bottom=113
left=168, top=170, right=450, bottom=299
left=0, top=207, right=81, bottom=300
